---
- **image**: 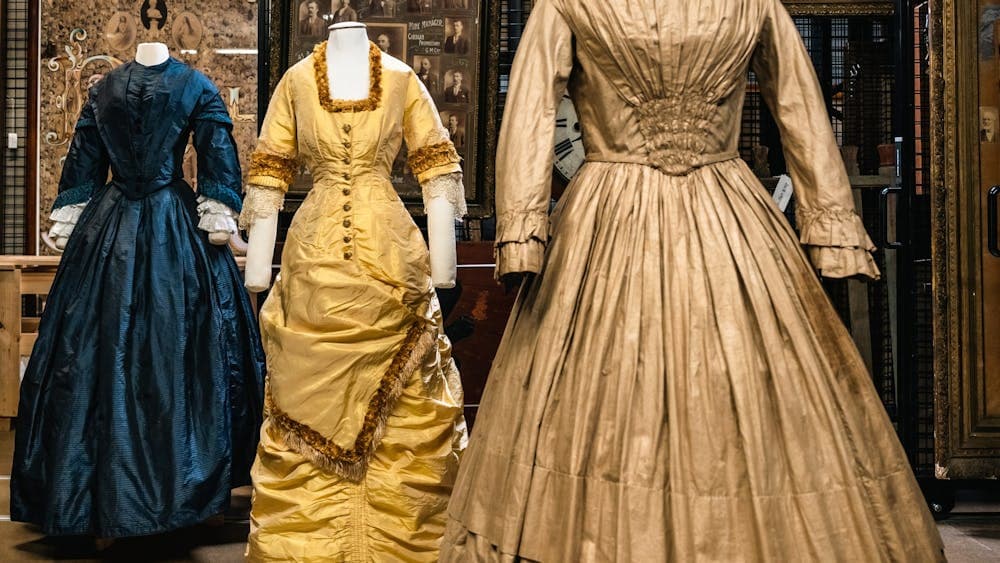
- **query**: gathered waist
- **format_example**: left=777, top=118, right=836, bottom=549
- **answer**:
left=585, top=150, right=740, bottom=176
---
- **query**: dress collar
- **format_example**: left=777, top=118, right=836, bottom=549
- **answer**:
left=312, top=40, right=382, bottom=113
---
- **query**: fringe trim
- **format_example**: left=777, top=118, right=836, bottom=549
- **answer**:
left=313, top=41, right=383, bottom=113
left=248, top=152, right=298, bottom=188
left=408, top=141, right=460, bottom=176
left=266, top=321, right=436, bottom=481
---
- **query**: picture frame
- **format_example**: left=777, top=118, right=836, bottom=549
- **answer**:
left=261, top=0, right=498, bottom=217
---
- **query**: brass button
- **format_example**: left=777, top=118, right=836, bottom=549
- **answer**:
left=344, top=173, right=351, bottom=181
left=343, top=204, right=352, bottom=212
left=342, top=188, right=351, bottom=195
left=344, top=141, right=351, bottom=148
left=343, top=235, right=352, bottom=243
left=343, top=124, right=351, bottom=133
left=344, top=157, right=351, bottom=164
left=343, top=219, right=352, bottom=228
left=344, top=252, right=353, bottom=260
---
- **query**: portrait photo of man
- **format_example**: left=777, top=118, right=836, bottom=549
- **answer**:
left=332, top=0, right=358, bottom=24
left=442, top=111, right=466, bottom=149
left=444, top=19, right=469, bottom=55
left=444, top=69, right=470, bottom=103
left=443, top=0, right=468, bottom=8
left=366, top=23, right=406, bottom=59
left=413, top=56, right=440, bottom=95
left=982, top=106, right=999, bottom=143
left=407, top=0, right=434, bottom=13
left=367, top=0, right=397, bottom=17
left=299, top=0, right=329, bottom=36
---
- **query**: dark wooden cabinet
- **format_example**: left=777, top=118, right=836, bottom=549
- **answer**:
left=930, top=0, right=1000, bottom=479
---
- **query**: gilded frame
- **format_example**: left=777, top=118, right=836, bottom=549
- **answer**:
left=781, top=0, right=894, bottom=16
left=929, top=0, right=1000, bottom=479
left=261, top=0, right=499, bottom=218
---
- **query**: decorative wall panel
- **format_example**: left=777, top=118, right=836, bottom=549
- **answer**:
left=37, top=0, right=259, bottom=251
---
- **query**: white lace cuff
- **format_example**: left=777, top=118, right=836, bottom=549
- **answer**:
left=48, top=203, right=87, bottom=240
left=196, top=196, right=239, bottom=234
left=421, top=172, right=466, bottom=219
left=239, top=185, right=286, bottom=230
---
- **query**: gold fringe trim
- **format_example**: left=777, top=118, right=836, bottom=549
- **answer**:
left=248, top=152, right=297, bottom=188
left=266, top=321, right=436, bottom=481
left=313, top=40, right=383, bottom=113
left=408, top=141, right=460, bottom=176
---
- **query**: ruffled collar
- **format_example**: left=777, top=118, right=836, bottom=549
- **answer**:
left=312, top=41, right=382, bottom=113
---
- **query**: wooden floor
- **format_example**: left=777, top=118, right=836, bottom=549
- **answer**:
left=0, top=428, right=997, bottom=561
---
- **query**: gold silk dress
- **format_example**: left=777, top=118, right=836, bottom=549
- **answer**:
left=245, top=42, right=467, bottom=562
left=441, top=0, right=944, bottom=561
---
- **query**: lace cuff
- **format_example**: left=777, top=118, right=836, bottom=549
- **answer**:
left=196, top=196, right=239, bottom=234
left=239, top=185, right=286, bottom=230
left=422, top=172, right=467, bottom=218
left=48, top=203, right=87, bottom=239
left=797, top=206, right=880, bottom=280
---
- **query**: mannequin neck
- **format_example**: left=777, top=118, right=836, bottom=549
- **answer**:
left=325, top=24, right=371, bottom=100
left=327, top=24, right=369, bottom=57
left=135, top=42, right=169, bottom=66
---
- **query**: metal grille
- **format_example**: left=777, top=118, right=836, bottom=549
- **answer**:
left=742, top=16, right=895, bottom=176
left=913, top=3, right=930, bottom=196
left=497, top=0, right=532, bottom=127
left=912, top=257, right=934, bottom=475
left=2, top=0, right=30, bottom=254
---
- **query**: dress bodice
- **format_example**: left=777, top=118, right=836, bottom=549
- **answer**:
left=54, top=59, right=243, bottom=211
left=247, top=42, right=461, bottom=197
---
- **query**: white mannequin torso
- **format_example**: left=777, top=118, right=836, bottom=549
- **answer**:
left=135, top=42, right=170, bottom=66
left=326, top=24, right=371, bottom=100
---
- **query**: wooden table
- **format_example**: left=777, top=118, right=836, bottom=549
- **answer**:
left=0, top=255, right=251, bottom=420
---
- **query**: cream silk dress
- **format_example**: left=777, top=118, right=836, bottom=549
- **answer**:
left=244, top=42, right=467, bottom=561
left=441, top=0, right=944, bottom=561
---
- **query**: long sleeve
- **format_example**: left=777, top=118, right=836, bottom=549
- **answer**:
left=191, top=80, right=243, bottom=214
left=494, top=0, right=574, bottom=278
left=403, top=71, right=464, bottom=216
left=53, top=90, right=109, bottom=211
left=751, top=0, right=879, bottom=280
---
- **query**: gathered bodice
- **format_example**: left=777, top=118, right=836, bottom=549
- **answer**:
left=561, top=0, right=767, bottom=174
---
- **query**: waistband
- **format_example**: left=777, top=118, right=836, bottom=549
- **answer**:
left=585, top=150, right=740, bottom=176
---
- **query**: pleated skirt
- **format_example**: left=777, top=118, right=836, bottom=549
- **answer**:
left=441, top=160, right=944, bottom=562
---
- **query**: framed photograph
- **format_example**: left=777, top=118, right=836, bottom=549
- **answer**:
left=265, top=0, right=496, bottom=216
left=367, top=22, right=407, bottom=60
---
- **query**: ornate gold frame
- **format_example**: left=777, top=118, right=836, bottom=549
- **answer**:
left=929, top=0, right=1000, bottom=478
left=782, top=0, right=894, bottom=16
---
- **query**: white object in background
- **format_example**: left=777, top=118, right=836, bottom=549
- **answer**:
left=245, top=214, right=278, bottom=293
left=135, top=42, right=170, bottom=66
left=773, top=174, right=794, bottom=212
left=427, top=197, right=457, bottom=288
left=7, top=133, right=17, bottom=150
left=326, top=23, right=370, bottom=101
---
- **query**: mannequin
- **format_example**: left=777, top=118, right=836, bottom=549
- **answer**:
left=135, top=42, right=169, bottom=66
left=49, top=42, right=235, bottom=249
left=244, top=22, right=458, bottom=292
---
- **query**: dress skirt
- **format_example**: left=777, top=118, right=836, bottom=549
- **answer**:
left=247, top=180, right=466, bottom=562
left=11, top=181, right=266, bottom=538
left=442, top=160, right=944, bottom=562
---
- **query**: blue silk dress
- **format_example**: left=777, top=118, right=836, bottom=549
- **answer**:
left=10, top=59, right=266, bottom=538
